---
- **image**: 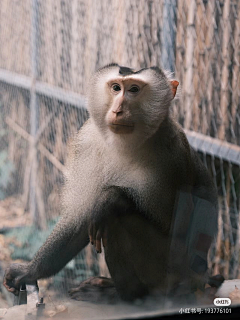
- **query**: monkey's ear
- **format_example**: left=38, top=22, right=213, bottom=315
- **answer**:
left=170, top=80, right=179, bottom=98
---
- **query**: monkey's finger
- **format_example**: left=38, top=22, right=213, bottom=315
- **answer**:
left=3, top=280, right=18, bottom=295
left=92, top=223, right=97, bottom=247
left=89, top=223, right=96, bottom=245
left=102, top=228, right=107, bottom=248
left=96, top=229, right=103, bottom=253
left=11, top=288, right=19, bottom=296
left=95, top=230, right=102, bottom=253
left=88, top=223, right=94, bottom=245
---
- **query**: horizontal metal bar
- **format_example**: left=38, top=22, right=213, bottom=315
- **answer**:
left=35, top=82, right=86, bottom=108
left=185, top=129, right=240, bottom=166
left=0, top=68, right=32, bottom=90
left=1, top=68, right=239, bottom=166
left=0, top=68, right=86, bottom=109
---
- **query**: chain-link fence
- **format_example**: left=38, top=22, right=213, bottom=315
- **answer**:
left=0, top=0, right=239, bottom=296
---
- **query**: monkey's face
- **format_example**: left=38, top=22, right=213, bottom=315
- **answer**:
left=87, top=64, right=177, bottom=146
left=106, top=77, right=148, bottom=134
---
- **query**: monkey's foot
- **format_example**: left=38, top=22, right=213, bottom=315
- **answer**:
left=68, top=277, right=119, bottom=303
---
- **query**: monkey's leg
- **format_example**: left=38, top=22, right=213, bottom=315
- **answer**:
left=104, top=212, right=170, bottom=302
left=87, top=186, right=171, bottom=301
left=86, top=186, right=154, bottom=301
left=69, top=276, right=119, bottom=303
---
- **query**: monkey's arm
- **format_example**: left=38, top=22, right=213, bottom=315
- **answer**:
left=3, top=215, right=89, bottom=295
left=89, top=186, right=136, bottom=253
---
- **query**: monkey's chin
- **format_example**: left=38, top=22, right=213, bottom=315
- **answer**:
left=108, top=124, right=134, bottom=134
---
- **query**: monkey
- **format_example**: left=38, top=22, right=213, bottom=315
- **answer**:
left=3, top=63, right=219, bottom=303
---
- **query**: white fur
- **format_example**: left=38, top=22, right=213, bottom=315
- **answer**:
left=62, top=65, right=179, bottom=227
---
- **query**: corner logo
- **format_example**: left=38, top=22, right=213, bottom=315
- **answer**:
left=214, top=298, right=231, bottom=306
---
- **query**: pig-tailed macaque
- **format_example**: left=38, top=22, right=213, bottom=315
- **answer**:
left=4, top=64, right=221, bottom=303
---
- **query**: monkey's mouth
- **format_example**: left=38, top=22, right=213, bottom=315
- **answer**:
left=109, top=123, right=134, bottom=134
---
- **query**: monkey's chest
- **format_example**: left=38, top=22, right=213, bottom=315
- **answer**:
left=104, top=162, right=153, bottom=192
left=104, top=163, right=173, bottom=221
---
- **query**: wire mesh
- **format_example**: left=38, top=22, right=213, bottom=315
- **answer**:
left=0, top=0, right=239, bottom=296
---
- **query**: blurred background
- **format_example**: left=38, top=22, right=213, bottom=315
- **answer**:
left=0, top=0, right=239, bottom=306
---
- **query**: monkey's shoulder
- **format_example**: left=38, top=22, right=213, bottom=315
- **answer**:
left=67, top=119, right=103, bottom=162
left=152, top=121, right=191, bottom=172
left=155, top=118, right=189, bottom=151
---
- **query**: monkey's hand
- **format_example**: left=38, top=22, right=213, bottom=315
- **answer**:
left=3, top=263, right=32, bottom=296
left=88, top=219, right=108, bottom=254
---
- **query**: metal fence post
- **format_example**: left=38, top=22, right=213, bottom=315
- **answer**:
left=30, top=0, right=45, bottom=229
left=161, top=0, right=177, bottom=72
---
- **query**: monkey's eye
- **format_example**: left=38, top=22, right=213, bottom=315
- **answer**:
left=112, top=84, right=121, bottom=92
left=129, top=85, right=140, bottom=93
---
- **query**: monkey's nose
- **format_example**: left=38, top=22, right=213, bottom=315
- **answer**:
left=112, top=107, right=123, bottom=116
